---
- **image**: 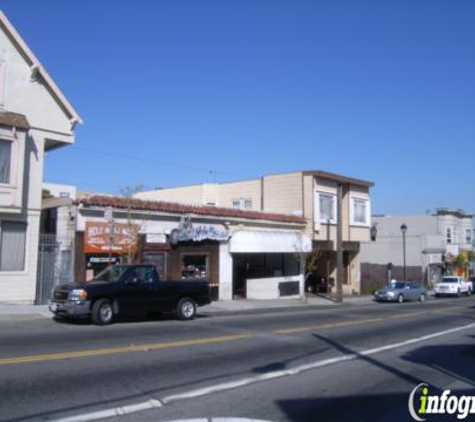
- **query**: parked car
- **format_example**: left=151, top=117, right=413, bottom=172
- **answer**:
left=434, top=276, right=472, bottom=298
left=374, top=282, right=426, bottom=303
left=49, top=264, right=211, bottom=325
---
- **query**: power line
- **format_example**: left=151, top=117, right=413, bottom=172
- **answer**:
left=72, top=146, right=240, bottom=178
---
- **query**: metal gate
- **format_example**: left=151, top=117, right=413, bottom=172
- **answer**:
left=35, top=234, right=73, bottom=304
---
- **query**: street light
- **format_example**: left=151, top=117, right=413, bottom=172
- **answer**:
left=400, top=223, right=407, bottom=281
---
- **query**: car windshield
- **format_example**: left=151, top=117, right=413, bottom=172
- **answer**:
left=93, top=265, right=128, bottom=283
left=393, top=282, right=407, bottom=289
left=441, top=277, right=459, bottom=283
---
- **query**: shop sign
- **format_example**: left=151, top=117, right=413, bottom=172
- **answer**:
left=84, top=221, right=139, bottom=254
left=88, top=256, right=118, bottom=264
left=146, top=233, right=167, bottom=244
left=170, top=216, right=229, bottom=245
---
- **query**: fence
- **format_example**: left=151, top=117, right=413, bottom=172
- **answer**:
left=35, top=234, right=74, bottom=304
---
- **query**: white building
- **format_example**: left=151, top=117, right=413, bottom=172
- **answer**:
left=360, top=208, right=474, bottom=292
left=0, top=10, right=81, bottom=303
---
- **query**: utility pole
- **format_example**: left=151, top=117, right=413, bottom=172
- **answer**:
left=336, top=184, right=343, bottom=302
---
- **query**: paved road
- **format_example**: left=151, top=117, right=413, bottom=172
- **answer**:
left=1, top=297, right=474, bottom=422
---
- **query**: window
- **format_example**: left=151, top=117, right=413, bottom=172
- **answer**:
left=445, top=227, right=452, bottom=244
left=0, top=139, right=12, bottom=184
left=232, top=199, right=252, bottom=210
left=466, top=229, right=472, bottom=245
left=351, top=198, right=370, bottom=226
left=142, top=252, right=167, bottom=280
left=125, top=266, right=155, bottom=284
left=181, top=254, right=208, bottom=280
left=0, top=221, right=27, bottom=271
left=319, top=193, right=336, bottom=223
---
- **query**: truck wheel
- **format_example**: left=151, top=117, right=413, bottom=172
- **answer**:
left=176, top=297, right=196, bottom=321
left=91, top=299, right=114, bottom=325
left=398, top=294, right=404, bottom=303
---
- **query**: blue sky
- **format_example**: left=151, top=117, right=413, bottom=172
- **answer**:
left=2, top=0, right=474, bottom=215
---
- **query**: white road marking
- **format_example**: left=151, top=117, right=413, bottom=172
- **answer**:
left=162, top=322, right=475, bottom=403
left=50, top=322, right=475, bottom=422
left=49, top=399, right=162, bottom=422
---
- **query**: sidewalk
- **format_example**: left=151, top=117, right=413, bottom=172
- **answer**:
left=0, top=295, right=376, bottom=322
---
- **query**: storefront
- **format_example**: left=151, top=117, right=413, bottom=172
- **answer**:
left=73, top=195, right=310, bottom=301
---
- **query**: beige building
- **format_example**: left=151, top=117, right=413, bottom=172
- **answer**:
left=136, top=170, right=374, bottom=295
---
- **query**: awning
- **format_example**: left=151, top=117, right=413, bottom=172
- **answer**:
left=230, top=230, right=312, bottom=253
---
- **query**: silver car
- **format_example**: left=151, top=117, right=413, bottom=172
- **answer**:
left=374, top=282, right=426, bottom=303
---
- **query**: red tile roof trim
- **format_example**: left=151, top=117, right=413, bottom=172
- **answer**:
left=77, top=195, right=306, bottom=225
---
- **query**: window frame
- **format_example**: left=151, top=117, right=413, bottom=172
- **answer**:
left=0, top=137, right=13, bottom=186
left=180, top=252, right=209, bottom=281
left=445, top=226, right=453, bottom=244
left=349, top=197, right=371, bottom=227
left=231, top=198, right=252, bottom=210
left=317, top=192, right=337, bottom=225
left=0, top=219, right=28, bottom=273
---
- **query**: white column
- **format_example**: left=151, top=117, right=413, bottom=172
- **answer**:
left=219, top=242, right=233, bottom=300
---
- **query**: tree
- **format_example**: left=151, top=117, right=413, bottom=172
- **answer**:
left=454, top=252, right=470, bottom=278
left=120, top=184, right=144, bottom=264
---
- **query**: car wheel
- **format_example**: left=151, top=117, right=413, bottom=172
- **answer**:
left=398, top=294, right=404, bottom=303
left=419, top=293, right=425, bottom=302
left=91, top=299, right=114, bottom=325
left=176, top=297, right=196, bottom=321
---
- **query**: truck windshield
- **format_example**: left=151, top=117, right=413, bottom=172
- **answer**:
left=442, top=277, right=459, bottom=283
left=94, top=266, right=128, bottom=283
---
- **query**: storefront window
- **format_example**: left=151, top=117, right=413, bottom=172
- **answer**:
left=181, top=254, right=208, bottom=280
left=142, top=252, right=167, bottom=280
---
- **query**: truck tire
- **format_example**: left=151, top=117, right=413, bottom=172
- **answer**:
left=176, top=297, right=196, bottom=321
left=91, top=299, right=114, bottom=325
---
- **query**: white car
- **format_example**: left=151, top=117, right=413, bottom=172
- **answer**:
left=434, top=276, right=473, bottom=298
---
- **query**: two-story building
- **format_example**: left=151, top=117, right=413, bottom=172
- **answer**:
left=360, top=208, right=474, bottom=293
left=0, top=10, right=81, bottom=303
left=136, top=170, right=374, bottom=295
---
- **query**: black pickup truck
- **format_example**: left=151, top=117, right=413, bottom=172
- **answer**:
left=49, top=264, right=211, bottom=325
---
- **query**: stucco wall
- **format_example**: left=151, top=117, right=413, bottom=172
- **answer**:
left=262, top=172, right=302, bottom=215
left=0, top=211, right=40, bottom=303
left=0, top=26, right=73, bottom=136
left=217, top=179, right=262, bottom=210
left=135, top=185, right=208, bottom=205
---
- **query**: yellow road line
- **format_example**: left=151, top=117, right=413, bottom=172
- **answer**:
left=0, top=334, right=251, bottom=366
left=274, top=318, right=384, bottom=334
left=275, top=306, right=463, bottom=334
left=390, top=311, right=428, bottom=319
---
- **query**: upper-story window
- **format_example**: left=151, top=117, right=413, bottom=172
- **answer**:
left=0, top=139, right=12, bottom=184
left=465, top=229, right=472, bottom=245
left=319, top=193, right=336, bottom=224
left=445, top=226, right=452, bottom=244
left=350, top=197, right=370, bottom=226
left=232, top=198, right=252, bottom=210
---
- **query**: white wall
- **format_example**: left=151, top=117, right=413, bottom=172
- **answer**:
left=247, top=275, right=303, bottom=300
left=0, top=17, right=77, bottom=303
